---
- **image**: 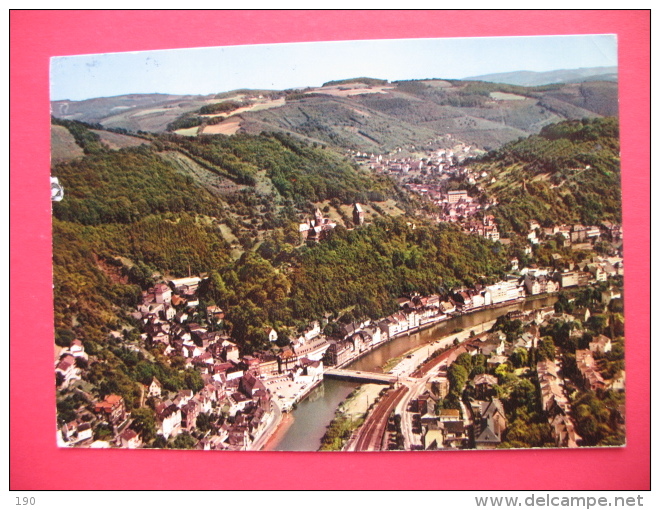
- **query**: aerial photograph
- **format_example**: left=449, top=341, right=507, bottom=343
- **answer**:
left=50, top=34, right=625, bottom=452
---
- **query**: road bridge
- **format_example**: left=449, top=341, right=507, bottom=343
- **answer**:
left=325, top=368, right=397, bottom=385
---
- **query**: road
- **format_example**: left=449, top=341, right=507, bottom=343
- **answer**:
left=250, top=399, right=283, bottom=451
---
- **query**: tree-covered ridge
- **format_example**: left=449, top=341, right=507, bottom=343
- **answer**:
left=51, top=116, right=102, bottom=152
left=476, top=117, right=621, bottom=235
left=172, top=131, right=393, bottom=205
left=52, top=145, right=226, bottom=225
left=289, top=217, right=509, bottom=321
left=321, top=77, right=389, bottom=87
left=198, top=100, right=243, bottom=115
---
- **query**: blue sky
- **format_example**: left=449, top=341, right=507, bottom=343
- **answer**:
left=50, top=34, right=617, bottom=101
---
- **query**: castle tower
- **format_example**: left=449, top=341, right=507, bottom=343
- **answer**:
left=353, top=203, right=365, bottom=226
left=314, top=208, right=324, bottom=226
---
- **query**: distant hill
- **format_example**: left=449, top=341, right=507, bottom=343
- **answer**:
left=51, top=93, right=214, bottom=133
left=463, top=67, right=617, bottom=87
left=51, top=76, right=618, bottom=152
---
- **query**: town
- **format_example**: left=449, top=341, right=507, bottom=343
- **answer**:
left=56, top=207, right=624, bottom=450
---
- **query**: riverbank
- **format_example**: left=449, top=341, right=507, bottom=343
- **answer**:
left=342, top=384, right=385, bottom=419
left=318, top=384, right=384, bottom=451
left=261, top=412, right=294, bottom=451
left=270, top=295, right=558, bottom=450
left=330, top=296, right=544, bottom=374
left=389, top=319, right=497, bottom=378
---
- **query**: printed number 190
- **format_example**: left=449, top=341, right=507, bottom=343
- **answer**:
left=16, top=497, right=35, bottom=506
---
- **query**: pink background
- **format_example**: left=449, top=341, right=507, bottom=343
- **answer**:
left=10, top=10, right=650, bottom=490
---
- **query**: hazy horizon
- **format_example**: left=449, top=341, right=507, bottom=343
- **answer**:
left=50, top=35, right=618, bottom=102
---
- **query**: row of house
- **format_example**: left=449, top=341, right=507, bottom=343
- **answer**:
left=537, top=359, right=582, bottom=448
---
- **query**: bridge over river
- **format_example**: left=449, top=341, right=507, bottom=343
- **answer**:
left=324, top=368, right=397, bottom=384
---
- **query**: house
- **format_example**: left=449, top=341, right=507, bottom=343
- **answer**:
left=550, top=413, right=581, bottom=448
left=485, top=280, right=523, bottom=304
left=299, top=209, right=337, bottom=243
left=75, top=422, right=93, bottom=443
left=180, top=400, right=200, bottom=432
left=439, top=301, right=456, bottom=314
left=430, top=376, right=449, bottom=400
left=524, top=274, right=559, bottom=296
left=472, top=373, right=498, bottom=399
left=206, top=305, right=225, bottom=323
left=267, top=328, right=278, bottom=342
left=169, top=276, right=202, bottom=294
left=240, top=372, right=267, bottom=398
left=55, top=354, right=80, bottom=388
left=324, top=340, right=352, bottom=367
left=447, top=190, right=468, bottom=204
left=255, top=353, right=279, bottom=376
left=154, top=283, right=172, bottom=304
left=148, top=377, right=162, bottom=398
left=486, top=355, right=508, bottom=367
left=156, top=403, right=181, bottom=439
left=68, top=339, right=87, bottom=358
left=589, top=334, right=612, bottom=354
left=438, top=409, right=461, bottom=422
left=300, top=358, right=324, bottom=382
left=474, top=399, right=507, bottom=449
left=575, top=350, right=607, bottom=391
left=228, top=392, right=252, bottom=416
left=94, top=394, right=126, bottom=425
left=119, top=428, right=142, bottom=449
left=174, top=389, right=193, bottom=407
left=474, top=417, right=502, bottom=449
left=609, top=370, right=626, bottom=391
left=278, top=348, right=299, bottom=373
left=198, top=434, right=228, bottom=451
left=558, top=271, right=579, bottom=288
left=601, top=289, right=622, bottom=306
left=573, top=307, right=591, bottom=323
left=223, top=341, right=240, bottom=363
left=453, top=291, right=473, bottom=310
left=441, top=420, right=467, bottom=448
left=423, top=427, right=445, bottom=450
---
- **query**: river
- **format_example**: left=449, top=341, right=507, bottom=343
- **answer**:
left=272, top=295, right=557, bottom=451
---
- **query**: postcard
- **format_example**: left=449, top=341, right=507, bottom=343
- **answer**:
left=50, top=34, right=624, bottom=452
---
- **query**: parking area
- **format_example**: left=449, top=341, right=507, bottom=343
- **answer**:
left=264, top=375, right=313, bottom=411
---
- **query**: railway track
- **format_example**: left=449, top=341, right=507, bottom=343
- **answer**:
left=351, top=385, right=409, bottom=451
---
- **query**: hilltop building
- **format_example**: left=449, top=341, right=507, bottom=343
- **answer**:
left=353, top=203, right=365, bottom=225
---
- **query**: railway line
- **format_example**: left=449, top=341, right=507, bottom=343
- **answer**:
left=348, top=385, right=409, bottom=451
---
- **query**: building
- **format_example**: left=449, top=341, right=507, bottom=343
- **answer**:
left=94, top=395, right=126, bottom=425
left=353, top=203, right=365, bottom=225
left=148, top=377, right=162, bottom=398
left=324, top=340, right=352, bottom=366
left=473, top=399, right=507, bottom=449
left=447, top=190, right=468, bottom=204
left=485, top=280, right=523, bottom=305
left=589, top=334, right=612, bottom=354
left=119, top=428, right=142, bottom=449
left=156, top=403, right=182, bottom=439
left=299, top=208, right=337, bottom=243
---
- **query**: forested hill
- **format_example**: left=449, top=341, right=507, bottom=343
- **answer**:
left=51, top=119, right=508, bottom=355
left=474, top=117, right=621, bottom=236
left=51, top=76, right=618, bottom=153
